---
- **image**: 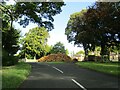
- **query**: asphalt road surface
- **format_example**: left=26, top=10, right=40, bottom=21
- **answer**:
left=19, top=62, right=119, bottom=89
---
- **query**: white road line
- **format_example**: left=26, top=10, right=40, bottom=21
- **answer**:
left=47, top=64, right=50, bottom=66
left=52, top=66, right=63, bottom=73
left=71, top=79, right=87, bottom=90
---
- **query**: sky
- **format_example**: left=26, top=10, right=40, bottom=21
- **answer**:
left=12, top=1, right=95, bottom=56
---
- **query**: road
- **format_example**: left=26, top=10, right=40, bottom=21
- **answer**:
left=19, top=62, right=119, bottom=89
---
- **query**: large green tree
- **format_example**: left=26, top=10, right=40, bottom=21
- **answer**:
left=65, top=2, right=120, bottom=61
left=20, top=27, right=49, bottom=59
left=2, top=23, right=20, bottom=56
left=1, top=4, right=20, bottom=56
left=1, top=1, right=20, bottom=66
left=65, top=9, right=91, bottom=58
left=0, top=1, right=65, bottom=64
left=0, top=1, right=65, bottom=31
left=2, top=18, right=20, bottom=66
left=84, top=2, right=120, bottom=55
left=50, top=42, right=67, bottom=54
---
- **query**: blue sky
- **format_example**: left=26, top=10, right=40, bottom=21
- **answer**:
left=47, top=2, right=95, bottom=55
left=13, top=2, right=95, bottom=56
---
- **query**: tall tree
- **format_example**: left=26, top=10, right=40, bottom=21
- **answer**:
left=84, top=2, right=120, bottom=58
left=2, top=20, right=20, bottom=56
left=2, top=19, right=20, bottom=66
left=0, top=2, right=65, bottom=31
left=65, top=9, right=91, bottom=58
left=50, top=42, right=67, bottom=54
left=20, top=27, right=49, bottom=59
left=0, top=2, right=15, bottom=31
left=65, top=2, right=120, bottom=61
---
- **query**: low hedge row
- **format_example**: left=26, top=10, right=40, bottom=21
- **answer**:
left=2, top=49, right=19, bottom=66
left=2, top=56, right=19, bottom=66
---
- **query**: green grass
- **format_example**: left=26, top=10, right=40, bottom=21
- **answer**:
left=2, top=62, right=31, bottom=89
left=76, top=62, right=120, bottom=76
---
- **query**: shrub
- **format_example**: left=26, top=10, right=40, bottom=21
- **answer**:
left=2, top=56, right=19, bottom=66
left=72, top=58, right=78, bottom=63
left=88, top=55, right=95, bottom=61
left=2, top=49, right=19, bottom=66
left=95, top=56, right=102, bottom=62
left=38, top=53, right=72, bottom=62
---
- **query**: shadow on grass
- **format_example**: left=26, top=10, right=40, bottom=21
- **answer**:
left=2, top=62, right=31, bottom=90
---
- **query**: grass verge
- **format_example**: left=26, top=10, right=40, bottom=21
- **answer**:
left=76, top=62, right=120, bottom=76
left=2, top=62, right=31, bottom=89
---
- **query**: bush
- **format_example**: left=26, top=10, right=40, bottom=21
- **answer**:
left=88, top=55, right=95, bottom=61
left=2, top=49, right=19, bottom=66
left=95, top=56, right=102, bottom=62
left=38, top=53, right=72, bottom=62
left=2, top=56, right=19, bottom=66
left=72, top=58, right=78, bottom=63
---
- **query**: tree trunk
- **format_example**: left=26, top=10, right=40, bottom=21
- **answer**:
left=100, top=44, right=105, bottom=62
left=10, top=20, right=13, bottom=31
left=84, top=49, right=88, bottom=61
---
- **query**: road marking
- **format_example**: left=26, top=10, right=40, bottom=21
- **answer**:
left=47, top=64, right=50, bottom=66
left=52, top=66, right=63, bottom=73
left=71, top=79, right=87, bottom=90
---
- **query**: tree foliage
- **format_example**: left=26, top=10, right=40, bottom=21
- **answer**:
left=84, top=2, right=120, bottom=55
left=76, top=50, right=84, bottom=55
left=2, top=18, right=20, bottom=56
left=65, top=9, right=90, bottom=57
left=1, top=1, right=65, bottom=65
left=0, top=2, right=15, bottom=31
left=50, top=42, right=68, bottom=54
left=65, top=2, right=120, bottom=59
left=20, top=27, right=49, bottom=59
left=2, top=12, right=20, bottom=66
left=0, top=2, right=65, bottom=31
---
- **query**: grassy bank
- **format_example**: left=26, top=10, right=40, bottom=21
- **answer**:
left=76, top=62, right=120, bottom=76
left=2, top=62, right=31, bottom=89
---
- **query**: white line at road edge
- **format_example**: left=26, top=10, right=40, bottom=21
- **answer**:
left=71, top=79, right=87, bottom=90
left=52, top=66, right=63, bottom=73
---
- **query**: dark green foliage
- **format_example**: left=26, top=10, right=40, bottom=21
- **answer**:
left=2, top=26, right=20, bottom=56
left=88, top=55, right=95, bottom=61
left=65, top=9, right=91, bottom=58
left=2, top=19, right=20, bottom=66
left=14, top=2, right=65, bottom=31
left=0, top=1, right=65, bottom=32
left=84, top=2, right=120, bottom=55
left=20, top=27, right=49, bottom=59
left=0, top=2, right=65, bottom=31
left=50, top=42, right=67, bottom=54
left=0, top=1, right=65, bottom=65
left=72, top=58, right=78, bottom=63
left=65, top=2, right=120, bottom=61
left=1, top=5, right=20, bottom=65
left=95, top=56, right=102, bottom=62
left=2, top=49, right=18, bottom=66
